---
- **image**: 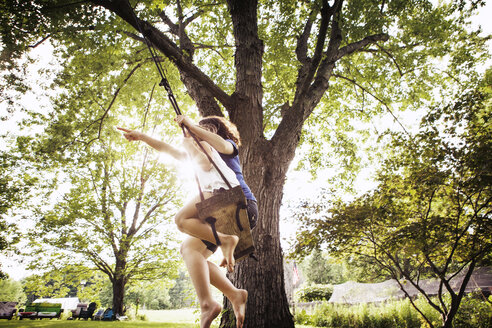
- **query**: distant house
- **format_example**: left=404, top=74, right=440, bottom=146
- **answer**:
left=33, top=297, right=80, bottom=311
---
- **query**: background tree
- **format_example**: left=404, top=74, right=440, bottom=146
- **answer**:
left=291, top=79, right=492, bottom=328
left=21, top=123, right=183, bottom=314
left=0, top=278, right=26, bottom=304
left=1, top=0, right=490, bottom=326
left=0, top=151, right=38, bottom=279
left=168, top=270, right=196, bottom=309
left=302, top=249, right=389, bottom=285
left=126, top=279, right=174, bottom=310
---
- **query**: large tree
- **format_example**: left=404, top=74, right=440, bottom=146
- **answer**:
left=291, top=82, right=492, bottom=328
left=1, top=0, right=489, bottom=326
left=21, top=124, right=182, bottom=314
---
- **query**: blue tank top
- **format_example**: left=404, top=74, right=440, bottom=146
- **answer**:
left=219, top=140, right=256, bottom=201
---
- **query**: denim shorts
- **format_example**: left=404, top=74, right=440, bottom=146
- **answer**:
left=202, top=199, right=258, bottom=253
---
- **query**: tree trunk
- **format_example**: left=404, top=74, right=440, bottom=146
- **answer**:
left=112, top=261, right=127, bottom=316
left=442, top=261, right=477, bottom=328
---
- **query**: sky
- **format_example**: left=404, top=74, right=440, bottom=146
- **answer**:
left=1, top=1, right=491, bottom=280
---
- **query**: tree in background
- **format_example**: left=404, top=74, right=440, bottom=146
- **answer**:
left=126, top=279, right=173, bottom=310
left=20, top=123, right=182, bottom=315
left=1, top=0, right=490, bottom=325
left=303, top=249, right=390, bottom=285
left=292, top=78, right=492, bottom=328
left=0, top=152, right=38, bottom=279
left=0, top=278, right=26, bottom=304
left=168, top=270, right=196, bottom=309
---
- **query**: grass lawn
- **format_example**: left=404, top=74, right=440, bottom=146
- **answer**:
left=140, top=309, right=199, bottom=323
left=0, top=321, right=194, bottom=328
left=0, top=309, right=317, bottom=328
left=0, top=322, right=317, bottom=328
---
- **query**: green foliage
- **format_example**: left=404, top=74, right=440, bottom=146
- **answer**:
left=14, top=111, right=182, bottom=313
left=126, top=279, right=174, bottom=310
left=294, top=295, right=492, bottom=328
left=0, top=151, right=38, bottom=278
left=296, top=284, right=333, bottom=302
left=302, top=249, right=391, bottom=285
left=0, top=278, right=26, bottom=303
left=294, top=309, right=311, bottom=325
left=452, top=292, right=492, bottom=328
left=0, top=0, right=489, bottom=171
left=292, top=77, right=492, bottom=327
left=168, top=271, right=195, bottom=309
left=22, top=116, right=182, bottom=307
left=303, top=249, right=335, bottom=285
left=21, top=265, right=104, bottom=302
left=136, top=313, right=149, bottom=321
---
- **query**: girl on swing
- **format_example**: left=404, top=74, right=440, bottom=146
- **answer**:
left=118, top=115, right=255, bottom=328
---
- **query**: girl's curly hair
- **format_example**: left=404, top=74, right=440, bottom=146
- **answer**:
left=198, top=116, right=241, bottom=146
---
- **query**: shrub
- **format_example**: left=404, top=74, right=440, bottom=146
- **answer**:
left=294, top=309, right=312, bottom=325
left=297, top=284, right=333, bottom=302
left=452, top=292, right=492, bottom=328
left=297, top=294, right=492, bottom=328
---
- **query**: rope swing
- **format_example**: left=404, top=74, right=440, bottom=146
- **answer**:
left=128, top=2, right=255, bottom=261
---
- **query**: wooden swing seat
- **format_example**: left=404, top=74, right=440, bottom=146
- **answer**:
left=196, top=186, right=255, bottom=261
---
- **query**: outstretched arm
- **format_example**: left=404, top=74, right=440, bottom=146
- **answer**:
left=117, top=127, right=187, bottom=161
left=175, top=115, right=235, bottom=155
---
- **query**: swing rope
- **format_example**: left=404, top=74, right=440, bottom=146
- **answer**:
left=127, top=1, right=180, bottom=117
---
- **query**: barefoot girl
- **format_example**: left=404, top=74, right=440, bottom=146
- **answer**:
left=173, top=115, right=258, bottom=328
left=118, top=124, right=248, bottom=328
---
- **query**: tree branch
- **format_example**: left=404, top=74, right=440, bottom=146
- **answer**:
left=375, top=43, right=403, bottom=76
left=297, top=0, right=334, bottom=98
left=295, top=14, right=313, bottom=64
left=334, top=33, right=390, bottom=61
left=135, top=190, right=172, bottom=234
left=364, top=239, right=436, bottom=328
left=273, top=1, right=342, bottom=148
left=332, top=73, right=411, bottom=137
left=367, top=232, right=444, bottom=316
left=62, top=61, right=143, bottom=149
left=380, top=0, right=386, bottom=14
left=28, top=35, right=52, bottom=48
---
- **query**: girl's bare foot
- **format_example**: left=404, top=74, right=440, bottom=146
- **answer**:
left=201, top=301, right=222, bottom=328
left=219, top=234, right=239, bottom=272
left=231, top=289, right=248, bottom=328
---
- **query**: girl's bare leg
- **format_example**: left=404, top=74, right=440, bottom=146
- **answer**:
left=207, top=261, right=248, bottom=328
left=180, top=238, right=221, bottom=328
left=175, top=194, right=238, bottom=272
left=181, top=237, right=248, bottom=328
